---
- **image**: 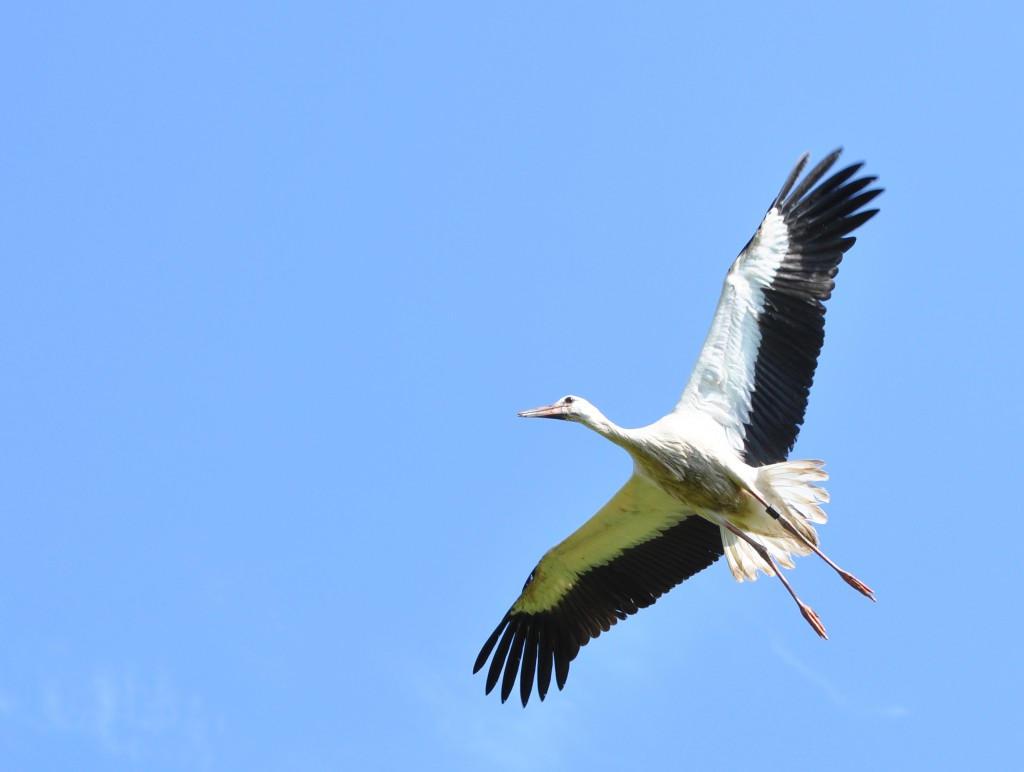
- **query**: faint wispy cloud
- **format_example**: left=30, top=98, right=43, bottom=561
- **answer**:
left=770, top=640, right=849, bottom=708
left=35, top=667, right=215, bottom=766
left=409, top=663, right=578, bottom=772
left=770, top=640, right=911, bottom=720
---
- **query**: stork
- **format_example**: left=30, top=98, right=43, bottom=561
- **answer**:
left=474, top=149, right=882, bottom=706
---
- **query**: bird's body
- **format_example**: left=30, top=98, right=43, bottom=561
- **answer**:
left=594, top=410, right=752, bottom=521
left=475, top=149, right=881, bottom=706
left=628, top=413, right=753, bottom=515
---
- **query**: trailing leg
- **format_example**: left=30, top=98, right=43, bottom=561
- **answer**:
left=764, top=503, right=876, bottom=602
left=719, top=519, right=828, bottom=640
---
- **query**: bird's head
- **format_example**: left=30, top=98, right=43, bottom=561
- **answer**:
left=518, top=394, right=631, bottom=449
left=518, top=395, right=596, bottom=425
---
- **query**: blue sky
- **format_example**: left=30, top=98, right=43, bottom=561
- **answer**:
left=2, top=2, right=1023, bottom=769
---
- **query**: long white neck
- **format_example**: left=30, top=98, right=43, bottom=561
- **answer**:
left=578, top=407, right=641, bottom=453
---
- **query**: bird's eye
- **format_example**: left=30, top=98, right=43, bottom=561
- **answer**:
left=564, top=396, right=575, bottom=404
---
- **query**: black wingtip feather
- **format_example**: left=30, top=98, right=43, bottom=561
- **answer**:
left=772, top=151, right=810, bottom=206
left=519, top=622, right=539, bottom=707
left=473, top=613, right=509, bottom=674
left=500, top=624, right=528, bottom=703
left=485, top=623, right=517, bottom=695
left=790, top=164, right=864, bottom=218
left=554, top=646, right=571, bottom=691
left=536, top=621, right=553, bottom=701
left=797, top=175, right=876, bottom=222
left=784, top=149, right=842, bottom=206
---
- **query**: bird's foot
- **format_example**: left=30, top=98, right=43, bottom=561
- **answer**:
left=800, top=604, right=828, bottom=640
left=840, top=571, right=876, bottom=602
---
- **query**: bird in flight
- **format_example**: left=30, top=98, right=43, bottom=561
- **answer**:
left=474, top=149, right=882, bottom=706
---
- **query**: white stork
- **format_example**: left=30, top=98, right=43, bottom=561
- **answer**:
left=474, top=149, right=882, bottom=706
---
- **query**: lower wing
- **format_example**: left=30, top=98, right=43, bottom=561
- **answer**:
left=474, top=472, right=724, bottom=706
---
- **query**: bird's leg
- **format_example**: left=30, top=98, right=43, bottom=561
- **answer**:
left=761, top=503, right=876, bottom=602
left=719, top=519, right=828, bottom=640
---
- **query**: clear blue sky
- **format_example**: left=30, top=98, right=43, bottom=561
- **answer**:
left=3, top=2, right=1022, bottom=769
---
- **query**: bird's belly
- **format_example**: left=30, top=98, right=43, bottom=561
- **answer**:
left=633, top=443, right=747, bottom=515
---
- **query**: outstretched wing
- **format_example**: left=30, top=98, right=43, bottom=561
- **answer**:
left=675, top=149, right=882, bottom=465
left=474, top=473, right=723, bottom=706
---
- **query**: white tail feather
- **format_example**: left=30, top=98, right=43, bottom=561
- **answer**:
left=721, top=459, right=830, bottom=582
left=723, top=530, right=806, bottom=582
left=722, top=529, right=771, bottom=581
left=758, top=459, right=830, bottom=524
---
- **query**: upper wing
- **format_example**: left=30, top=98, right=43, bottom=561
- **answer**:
left=674, top=150, right=882, bottom=465
left=474, top=473, right=723, bottom=706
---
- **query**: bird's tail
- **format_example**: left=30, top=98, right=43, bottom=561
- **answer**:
left=722, top=460, right=829, bottom=582
left=759, top=458, right=829, bottom=526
